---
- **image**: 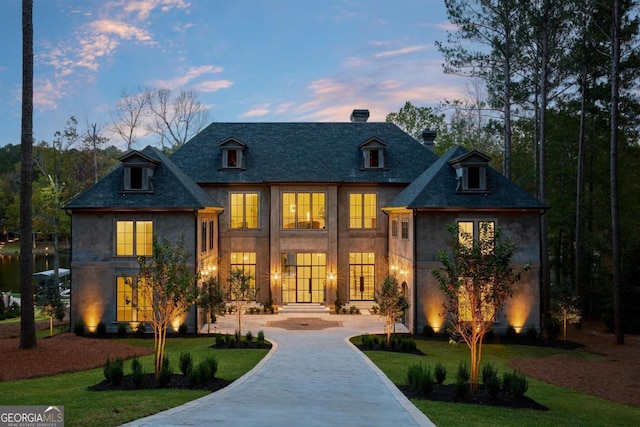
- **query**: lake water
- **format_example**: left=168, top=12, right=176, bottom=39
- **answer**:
left=0, top=252, right=71, bottom=293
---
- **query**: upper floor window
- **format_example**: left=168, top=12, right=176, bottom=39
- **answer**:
left=201, top=221, right=207, bottom=254
left=401, top=219, right=409, bottom=240
left=457, top=220, right=495, bottom=253
left=116, top=220, right=153, bottom=256
left=230, top=193, right=259, bottom=229
left=448, top=150, right=491, bottom=193
left=208, top=220, right=215, bottom=251
left=350, top=193, right=377, bottom=229
left=359, top=138, right=386, bottom=169
left=282, top=192, right=326, bottom=229
left=391, top=219, right=398, bottom=238
left=220, top=138, right=247, bottom=169
left=119, top=151, right=159, bottom=192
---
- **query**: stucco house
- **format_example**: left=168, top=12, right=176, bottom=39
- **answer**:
left=65, top=110, right=544, bottom=334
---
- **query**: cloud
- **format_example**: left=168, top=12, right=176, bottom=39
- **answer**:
left=88, top=19, right=153, bottom=41
left=193, top=80, right=234, bottom=93
left=75, top=34, right=120, bottom=71
left=240, top=105, right=271, bottom=118
left=150, top=65, right=226, bottom=90
left=34, top=79, right=67, bottom=111
left=374, top=45, right=427, bottom=58
left=121, top=0, right=191, bottom=20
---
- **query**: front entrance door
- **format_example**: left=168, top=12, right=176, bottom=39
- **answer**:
left=282, top=253, right=326, bottom=303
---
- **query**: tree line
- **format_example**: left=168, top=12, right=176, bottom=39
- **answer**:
left=387, top=0, right=640, bottom=340
left=12, top=0, right=639, bottom=349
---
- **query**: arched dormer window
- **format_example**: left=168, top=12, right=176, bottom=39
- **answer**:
left=448, top=150, right=491, bottom=193
left=119, top=151, right=159, bottom=193
left=359, top=138, right=387, bottom=170
left=219, top=138, right=247, bottom=170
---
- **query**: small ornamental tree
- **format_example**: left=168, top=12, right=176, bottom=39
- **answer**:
left=136, top=236, right=199, bottom=381
left=551, top=293, right=582, bottom=342
left=375, top=274, right=409, bottom=345
left=227, top=268, right=256, bottom=342
left=35, top=278, right=66, bottom=337
left=433, top=222, right=526, bottom=393
left=199, top=276, right=226, bottom=334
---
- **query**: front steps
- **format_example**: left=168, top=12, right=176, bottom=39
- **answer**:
left=278, top=303, right=331, bottom=314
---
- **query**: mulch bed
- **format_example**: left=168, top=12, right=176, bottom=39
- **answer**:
left=88, top=373, right=232, bottom=392
left=399, top=383, right=548, bottom=410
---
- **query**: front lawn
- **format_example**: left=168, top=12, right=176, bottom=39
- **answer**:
left=359, top=337, right=640, bottom=426
left=0, top=337, right=269, bottom=427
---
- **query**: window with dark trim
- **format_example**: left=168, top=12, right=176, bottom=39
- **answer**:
left=391, top=219, right=398, bottom=238
left=401, top=220, right=409, bottom=240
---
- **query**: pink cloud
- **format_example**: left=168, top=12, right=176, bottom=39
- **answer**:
left=88, top=19, right=152, bottom=41
left=374, top=45, right=427, bottom=58
left=193, top=80, right=234, bottom=93
left=240, top=105, right=271, bottom=118
left=122, top=0, right=191, bottom=20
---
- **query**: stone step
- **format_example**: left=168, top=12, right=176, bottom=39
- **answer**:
left=278, top=303, right=331, bottom=314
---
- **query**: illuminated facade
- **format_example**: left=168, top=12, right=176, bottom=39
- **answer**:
left=66, top=111, right=544, bottom=334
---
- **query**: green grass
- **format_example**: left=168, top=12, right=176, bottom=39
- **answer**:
left=358, top=336, right=640, bottom=426
left=0, top=336, right=269, bottom=427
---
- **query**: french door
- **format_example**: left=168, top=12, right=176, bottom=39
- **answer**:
left=281, top=253, right=326, bottom=303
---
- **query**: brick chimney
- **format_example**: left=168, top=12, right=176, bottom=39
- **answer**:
left=350, top=109, right=370, bottom=123
left=421, top=129, right=436, bottom=151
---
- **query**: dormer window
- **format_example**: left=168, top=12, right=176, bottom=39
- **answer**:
left=220, top=138, right=247, bottom=170
left=119, top=151, right=159, bottom=193
left=359, top=138, right=387, bottom=170
left=448, top=150, right=491, bottom=193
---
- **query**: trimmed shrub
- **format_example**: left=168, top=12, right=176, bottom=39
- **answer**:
left=361, top=334, right=373, bottom=349
left=504, top=370, right=529, bottom=397
left=179, top=352, right=193, bottom=376
left=526, top=325, right=538, bottom=341
left=103, top=356, right=124, bottom=385
left=245, top=331, right=253, bottom=342
left=481, top=363, right=498, bottom=385
left=505, top=324, right=517, bottom=339
left=422, top=324, right=435, bottom=337
left=158, top=356, right=173, bottom=387
left=136, top=322, right=146, bottom=335
left=455, top=361, right=470, bottom=399
left=434, top=362, right=447, bottom=384
left=256, top=330, right=265, bottom=347
left=544, top=316, right=561, bottom=341
left=406, top=363, right=434, bottom=396
left=215, top=334, right=225, bottom=346
left=96, top=321, right=107, bottom=337
left=400, top=338, right=417, bottom=352
left=202, top=355, right=218, bottom=380
left=73, top=320, right=85, bottom=336
left=188, top=362, right=211, bottom=387
left=131, top=356, right=145, bottom=388
left=178, top=322, right=188, bottom=335
left=117, top=323, right=128, bottom=337
left=481, top=363, right=500, bottom=400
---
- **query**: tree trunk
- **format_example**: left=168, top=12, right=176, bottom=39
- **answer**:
left=610, top=0, right=624, bottom=345
left=19, top=0, right=36, bottom=350
left=575, top=62, right=587, bottom=297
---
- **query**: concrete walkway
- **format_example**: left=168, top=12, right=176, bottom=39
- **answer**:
left=123, top=314, right=435, bottom=427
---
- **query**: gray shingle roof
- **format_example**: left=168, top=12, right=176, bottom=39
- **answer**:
left=387, top=146, right=545, bottom=210
left=65, top=146, right=221, bottom=210
left=169, top=122, right=438, bottom=184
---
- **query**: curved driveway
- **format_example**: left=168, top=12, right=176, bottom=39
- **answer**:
left=123, top=314, right=435, bottom=427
